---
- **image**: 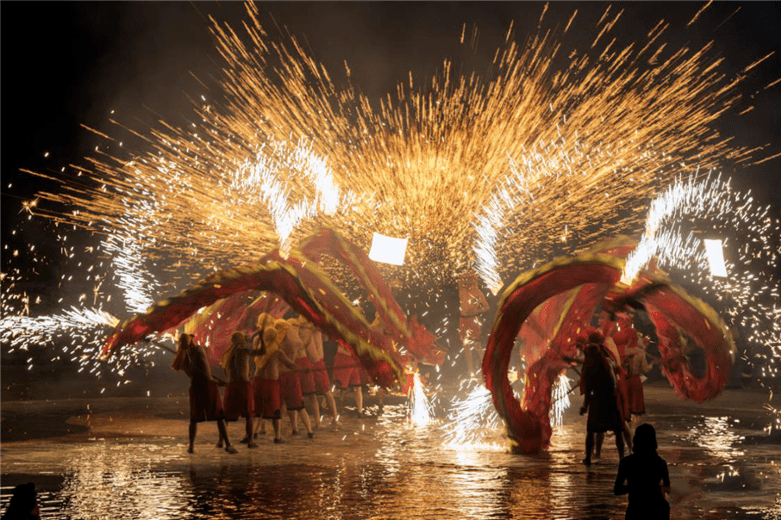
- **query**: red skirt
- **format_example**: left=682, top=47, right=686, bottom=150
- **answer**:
left=332, top=351, right=361, bottom=389
left=615, top=375, right=631, bottom=422
left=254, top=378, right=282, bottom=419
left=312, top=359, right=331, bottom=394
left=627, top=374, right=646, bottom=415
left=279, top=371, right=305, bottom=410
left=296, top=357, right=317, bottom=395
left=223, top=380, right=254, bottom=421
left=189, top=375, right=225, bottom=423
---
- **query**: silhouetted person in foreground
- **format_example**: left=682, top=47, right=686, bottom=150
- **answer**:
left=614, top=423, right=670, bottom=520
left=580, top=337, right=625, bottom=465
left=1, top=482, right=39, bottom=520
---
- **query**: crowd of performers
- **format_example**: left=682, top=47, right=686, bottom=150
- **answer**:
left=171, top=312, right=375, bottom=453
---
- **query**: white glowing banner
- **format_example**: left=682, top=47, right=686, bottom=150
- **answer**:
left=703, top=239, right=728, bottom=278
left=369, top=232, right=408, bottom=266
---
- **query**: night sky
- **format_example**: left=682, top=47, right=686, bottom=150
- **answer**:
left=1, top=1, right=779, bottom=268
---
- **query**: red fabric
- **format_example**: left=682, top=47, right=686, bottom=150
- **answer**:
left=279, top=371, right=305, bottom=410
left=359, top=365, right=371, bottom=386
left=301, top=230, right=443, bottom=367
left=223, top=380, right=254, bottom=421
left=254, top=378, right=282, bottom=419
left=332, top=351, right=361, bottom=389
left=641, top=286, right=733, bottom=403
left=484, top=239, right=733, bottom=454
left=615, top=370, right=631, bottom=422
left=484, top=258, right=623, bottom=453
left=312, top=359, right=331, bottom=394
left=296, top=357, right=316, bottom=395
left=517, top=289, right=576, bottom=363
left=191, top=292, right=290, bottom=366
left=189, top=375, right=225, bottom=423
left=611, top=315, right=638, bottom=356
left=626, top=374, right=645, bottom=414
left=101, top=230, right=408, bottom=389
left=459, top=315, right=482, bottom=345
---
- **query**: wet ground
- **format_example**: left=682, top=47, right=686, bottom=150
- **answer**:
left=2, top=384, right=780, bottom=519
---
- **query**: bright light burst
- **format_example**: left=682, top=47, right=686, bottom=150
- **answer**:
left=407, top=372, right=434, bottom=427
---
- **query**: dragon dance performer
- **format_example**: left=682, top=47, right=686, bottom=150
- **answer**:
left=579, top=330, right=626, bottom=466
left=623, top=335, right=654, bottom=422
left=279, top=317, right=315, bottom=438
left=171, top=333, right=237, bottom=454
left=596, top=313, right=636, bottom=455
left=331, top=341, right=365, bottom=418
left=222, top=331, right=269, bottom=449
left=296, top=316, right=339, bottom=428
left=252, top=314, right=299, bottom=443
left=457, top=272, right=490, bottom=378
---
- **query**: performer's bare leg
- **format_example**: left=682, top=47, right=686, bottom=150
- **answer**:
left=594, top=432, right=604, bottom=459
left=324, top=391, right=339, bottom=424
left=217, top=419, right=237, bottom=453
left=212, top=420, right=237, bottom=453
left=463, top=341, right=475, bottom=377
left=306, top=395, right=321, bottom=428
left=622, top=423, right=632, bottom=454
left=614, top=428, right=625, bottom=459
left=288, top=409, right=300, bottom=434
left=584, top=431, right=594, bottom=466
left=245, top=417, right=258, bottom=448
left=354, top=386, right=364, bottom=417
left=188, top=421, right=197, bottom=453
left=272, top=418, right=283, bottom=443
left=216, top=423, right=227, bottom=448
left=299, top=408, right=315, bottom=438
left=253, top=417, right=267, bottom=438
left=377, top=387, right=386, bottom=415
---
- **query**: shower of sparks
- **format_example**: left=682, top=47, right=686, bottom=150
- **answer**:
left=408, top=372, right=434, bottom=427
left=622, top=172, right=729, bottom=284
left=0, top=305, right=123, bottom=375
left=549, top=373, right=572, bottom=428
left=26, top=3, right=759, bottom=290
left=2, top=3, right=779, bottom=387
left=102, top=230, right=157, bottom=315
left=0, top=266, right=170, bottom=379
left=620, top=173, right=780, bottom=384
left=2, top=307, right=119, bottom=350
left=227, top=138, right=344, bottom=258
left=441, top=381, right=504, bottom=450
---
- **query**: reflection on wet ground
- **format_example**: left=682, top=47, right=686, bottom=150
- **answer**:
left=2, top=386, right=780, bottom=519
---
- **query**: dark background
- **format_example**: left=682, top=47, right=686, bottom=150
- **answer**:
left=1, top=2, right=779, bottom=398
left=2, top=2, right=779, bottom=223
